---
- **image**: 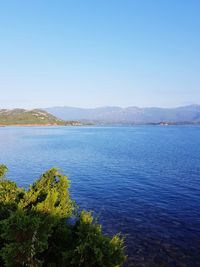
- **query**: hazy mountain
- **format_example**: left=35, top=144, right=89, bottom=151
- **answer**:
left=45, top=105, right=200, bottom=124
left=0, top=109, right=79, bottom=126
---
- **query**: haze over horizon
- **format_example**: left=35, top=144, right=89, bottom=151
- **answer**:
left=0, top=1, right=200, bottom=108
left=1, top=103, right=200, bottom=111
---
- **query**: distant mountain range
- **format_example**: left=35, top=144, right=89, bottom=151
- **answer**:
left=0, top=109, right=80, bottom=126
left=1, top=105, right=200, bottom=126
left=45, top=105, right=200, bottom=124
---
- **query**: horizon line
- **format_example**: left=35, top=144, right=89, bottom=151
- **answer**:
left=1, top=104, right=200, bottom=111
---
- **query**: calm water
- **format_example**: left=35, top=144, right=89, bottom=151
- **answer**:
left=0, top=126, right=200, bottom=267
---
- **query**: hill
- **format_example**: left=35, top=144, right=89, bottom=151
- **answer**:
left=45, top=105, right=200, bottom=124
left=0, top=109, right=80, bottom=126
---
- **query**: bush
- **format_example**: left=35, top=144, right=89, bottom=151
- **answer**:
left=0, top=165, right=125, bottom=267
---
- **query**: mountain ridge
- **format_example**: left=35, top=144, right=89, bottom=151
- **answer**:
left=0, top=108, right=81, bottom=126
left=45, top=104, right=200, bottom=124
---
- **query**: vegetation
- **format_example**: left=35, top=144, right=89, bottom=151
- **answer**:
left=0, top=165, right=125, bottom=267
left=0, top=109, right=81, bottom=126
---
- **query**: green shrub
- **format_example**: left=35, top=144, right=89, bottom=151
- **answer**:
left=0, top=165, right=125, bottom=267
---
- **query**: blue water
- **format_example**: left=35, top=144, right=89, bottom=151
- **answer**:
left=0, top=126, right=200, bottom=267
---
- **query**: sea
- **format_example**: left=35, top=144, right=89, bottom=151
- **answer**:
left=0, top=125, right=200, bottom=267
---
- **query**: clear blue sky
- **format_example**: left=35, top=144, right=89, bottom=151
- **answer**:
left=0, top=0, right=200, bottom=108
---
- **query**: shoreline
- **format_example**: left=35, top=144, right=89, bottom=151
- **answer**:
left=0, top=123, right=83, bottom=127
left=0, top=123, right=199, bottom=127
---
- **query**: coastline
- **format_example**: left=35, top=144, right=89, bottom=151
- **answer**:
left=0, top=123, right=83, bottom=127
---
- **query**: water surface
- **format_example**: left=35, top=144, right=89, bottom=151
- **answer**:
left=0, top=126, right=200, bottom=266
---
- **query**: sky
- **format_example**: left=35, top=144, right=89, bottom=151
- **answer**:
left=0, top=0, right=200, bottom=109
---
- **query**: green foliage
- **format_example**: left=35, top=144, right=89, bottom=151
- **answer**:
left=0, top=165, right=8, bottom=178
left=0, top=165, right=125, bottom=267
left=62, top=211, right=125, bottom=267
